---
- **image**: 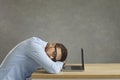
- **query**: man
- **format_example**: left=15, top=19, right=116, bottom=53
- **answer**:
left=0, top=37, right=68, bottom=80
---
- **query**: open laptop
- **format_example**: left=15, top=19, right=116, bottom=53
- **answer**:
left=62, top=48, right=85, bottom=71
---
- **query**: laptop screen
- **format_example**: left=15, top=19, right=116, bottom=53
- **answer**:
left=62, top=48, right=85, bottom=71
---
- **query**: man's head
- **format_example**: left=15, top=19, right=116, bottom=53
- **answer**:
left=45, top=43, right=68, bottom=62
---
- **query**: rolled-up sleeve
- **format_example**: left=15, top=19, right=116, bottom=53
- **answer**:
left=27, top=37, right=64, bottom=73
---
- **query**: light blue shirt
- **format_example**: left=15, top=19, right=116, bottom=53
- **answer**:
left=0, top=37, right=64, bottom=80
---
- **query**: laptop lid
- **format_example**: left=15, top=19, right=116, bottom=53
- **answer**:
left=62, top=48, right=85, bottom=71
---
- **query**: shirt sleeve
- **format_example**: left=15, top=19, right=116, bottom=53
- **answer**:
left=27, top=37, right=64, bottom=74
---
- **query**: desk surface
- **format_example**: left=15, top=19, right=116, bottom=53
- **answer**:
left=32, top=63, right=120, bottom=79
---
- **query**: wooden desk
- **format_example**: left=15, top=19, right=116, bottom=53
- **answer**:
left=32, top=63, right=120, bottom=79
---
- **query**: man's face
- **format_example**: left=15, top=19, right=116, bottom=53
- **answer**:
left=46, top=43, right=62, bottom=61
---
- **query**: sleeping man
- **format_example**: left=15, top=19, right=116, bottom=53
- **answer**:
left=0, top=37, right=68, bottom=80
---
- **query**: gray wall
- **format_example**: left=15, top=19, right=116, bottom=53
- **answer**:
left=0, top=0, right=120, bottom=64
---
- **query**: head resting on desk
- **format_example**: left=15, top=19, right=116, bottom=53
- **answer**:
left=45, top=43, right=68, bottom=62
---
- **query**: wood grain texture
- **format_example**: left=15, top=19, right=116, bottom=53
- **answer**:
left=32, top=63, right=120, bottom=79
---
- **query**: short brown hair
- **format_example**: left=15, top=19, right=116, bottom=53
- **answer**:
left=55, top=43, right=68, bottom=61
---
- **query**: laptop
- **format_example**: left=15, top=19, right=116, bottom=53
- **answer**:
left=62, top=48, right=85, bottom=71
